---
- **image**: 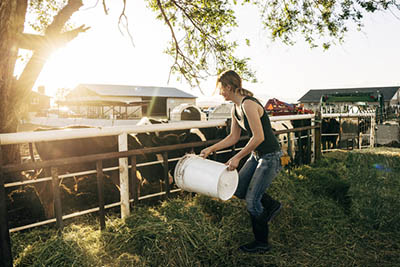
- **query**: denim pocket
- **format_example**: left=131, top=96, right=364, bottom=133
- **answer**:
left=260, top=151, right=283, bottom=173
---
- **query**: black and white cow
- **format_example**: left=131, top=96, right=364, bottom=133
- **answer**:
left=321, top=118, right=340, bottom=150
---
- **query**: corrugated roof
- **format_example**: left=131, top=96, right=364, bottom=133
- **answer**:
left=76, top=84, right=197, bottom=98
left=298, top=86, right=400, bottom=102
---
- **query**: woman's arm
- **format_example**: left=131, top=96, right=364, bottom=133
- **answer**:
left=200, top=107, right=241, bottom=158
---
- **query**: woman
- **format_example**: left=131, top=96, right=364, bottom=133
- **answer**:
left=200, top=70, right=282, bottom=253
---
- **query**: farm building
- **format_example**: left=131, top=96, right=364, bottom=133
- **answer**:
left=298, top=86, right=400, bottom=113
left=29, top=86, right=51, bottom=114
left=58, top=84, right=197, bottom=119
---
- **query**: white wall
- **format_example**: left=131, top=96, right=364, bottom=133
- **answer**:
left=166, top=98, right=196, bottom=118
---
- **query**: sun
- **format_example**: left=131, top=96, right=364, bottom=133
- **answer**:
left=34, top=45, right=85, bottom=97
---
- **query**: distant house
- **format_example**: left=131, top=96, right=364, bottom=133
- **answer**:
left=30, top=86, right=51, bottom=113
left=59, top=84, right=197, bottom=119
left=298, top=86, right=400, bottom=112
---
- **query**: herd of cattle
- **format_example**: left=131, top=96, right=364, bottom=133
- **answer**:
left=4, top=116, right=372, bottom=228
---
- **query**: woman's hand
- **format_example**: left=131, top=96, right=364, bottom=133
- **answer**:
left=226, top=157, right=240, bottom=171
left=200, top=147, right=213, bottom=158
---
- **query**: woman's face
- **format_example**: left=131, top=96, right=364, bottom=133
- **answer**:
left=218, top=83, right=232, bottom=101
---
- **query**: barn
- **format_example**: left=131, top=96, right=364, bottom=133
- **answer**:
left=298, top=86, right=400, bottom=113
left=29, top=86, right=51, bottom=115
left=58, top=84, right=197, bottom=119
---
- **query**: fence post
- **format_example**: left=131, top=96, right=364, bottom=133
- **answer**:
left=130, top=156, right=139, bottom=206
left=287, top=133, right=293, bottom=161
left=314, top=112, right=322, bottom=161
left=28, top=143, right=35, bottom=162
left=162, top=152, right=170, bottom=198
left=370, top=115, right=376, bottom=147
left=297, top=131, right=303, bottom=165
left=51, top=167, right=63, bottom=231
left=96, top=161, right=105, bottom=230
left=338, top=116, right=342, bottom=149
left=118, top=133, right=130, bottom=219
left=306, top=129, right=311, bottom=164
left=357, top=117, right=361, bottom=149
left=0, top=147, right=13, bottom=267
left=310, top=119, right=315, bottom=163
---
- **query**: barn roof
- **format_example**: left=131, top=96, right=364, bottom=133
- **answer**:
left=75, top=84, right=197, bottom=98
left=298, top=86, right=400, bottom=103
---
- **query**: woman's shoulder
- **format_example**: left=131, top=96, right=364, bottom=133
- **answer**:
left=242, top=96, right=264, bottom=117
left=242, top=97, right=261, bottom=109
left=242, top=95, right=263, bottom=105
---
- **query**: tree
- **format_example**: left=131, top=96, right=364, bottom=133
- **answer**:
left=254, top=0, right=400, bottom=49
left=1, top=0, right=399, bottom=166
left=0, top=0, right=88, bottom=165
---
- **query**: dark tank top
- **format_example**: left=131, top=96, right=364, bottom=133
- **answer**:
left=234, top=96, right=280, bottom=155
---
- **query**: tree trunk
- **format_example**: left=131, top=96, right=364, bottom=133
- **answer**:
left=0, top=1, right=22, bottom=166
left=0, top=1, right=20, bottom=265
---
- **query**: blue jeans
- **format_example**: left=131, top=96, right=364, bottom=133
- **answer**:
left=234, top=150, right=283, bottom=217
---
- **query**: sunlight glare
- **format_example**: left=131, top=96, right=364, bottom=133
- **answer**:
left=35, top=43, right=86, bottom=97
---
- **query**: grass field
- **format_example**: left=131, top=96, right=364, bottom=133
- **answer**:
left=10, top=148, right=400, bottom=266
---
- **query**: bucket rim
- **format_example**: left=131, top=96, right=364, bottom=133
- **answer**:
left=217, top=168, right=239, bottom=200
left=174, top=153, right=198, bottom=187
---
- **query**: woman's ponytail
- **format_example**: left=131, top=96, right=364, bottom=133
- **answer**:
left=238, top=88, right=253, bottom=97
left=216, top=70, right=254, bottom=96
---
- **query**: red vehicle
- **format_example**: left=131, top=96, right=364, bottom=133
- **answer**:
left=264, top=98, right=313, bottom=116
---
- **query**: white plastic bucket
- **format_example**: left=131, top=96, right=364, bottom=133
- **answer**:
left=174, top=154, right=239, bottom=200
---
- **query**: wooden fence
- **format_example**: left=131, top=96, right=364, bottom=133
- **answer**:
left=1, top=113, right=376, bottom=266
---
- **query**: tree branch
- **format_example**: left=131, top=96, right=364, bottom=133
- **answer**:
left=102, top=0, right=109, bottom=15
left=16, top=0, right=85, bottom=97
left=17, top=25, right=90, bottom=50
left=118, top=0, right=135, bottom=47
left=46, top=0, right=84, bottom=36
left=15, top=0, right=28, bottom=34
left=156, top=0, right=182, bottom=79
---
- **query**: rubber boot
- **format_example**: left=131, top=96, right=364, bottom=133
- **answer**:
left=261, top=193, right=282, bottom=222
left=239, top=214, right=271, bottom=253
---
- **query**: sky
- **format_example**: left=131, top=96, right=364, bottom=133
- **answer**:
left=21, top=1, right=400, bottom=105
